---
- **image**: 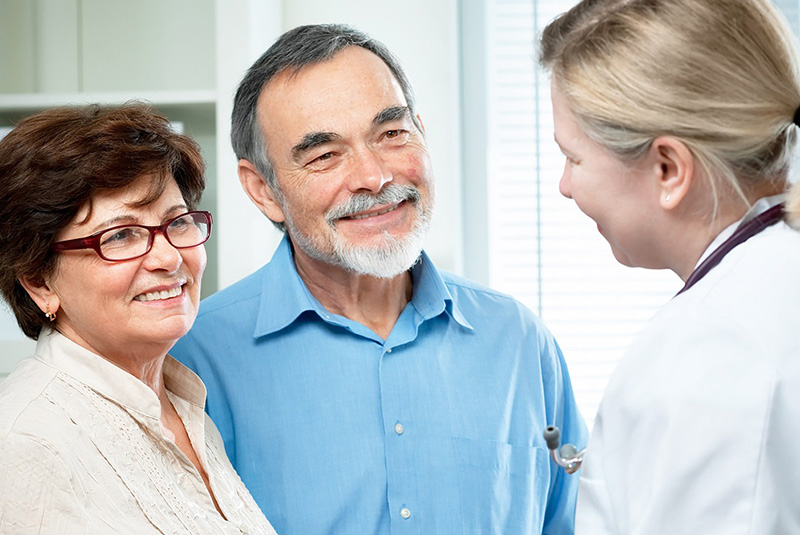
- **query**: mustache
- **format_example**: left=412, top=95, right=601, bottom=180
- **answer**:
left=325, top=184, right=421, bottom=224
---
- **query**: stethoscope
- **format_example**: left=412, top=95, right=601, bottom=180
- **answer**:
left=544, top=202, right=787, bottom=474
left=543, top=425, right=585, bottom=474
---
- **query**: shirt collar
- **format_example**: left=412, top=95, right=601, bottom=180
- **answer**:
left=34, top=328, right=207, bottom=420
left=254, top=236, right=326, bottom=337
left=409, top=250, right=472, bottom=330
left=253, top=235, right=472, bottom=337
left=694, top=193, right=787, bottom=269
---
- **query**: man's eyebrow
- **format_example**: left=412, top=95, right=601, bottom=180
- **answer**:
left=291, top=131, right=342, bottom=161
left=374, top=106, right=411, bottom=126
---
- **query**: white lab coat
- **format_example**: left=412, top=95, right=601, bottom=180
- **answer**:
left=576, top=209, right=800, bottom=534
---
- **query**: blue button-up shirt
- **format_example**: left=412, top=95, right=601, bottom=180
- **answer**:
left=172, top=237, right=587, bottom=535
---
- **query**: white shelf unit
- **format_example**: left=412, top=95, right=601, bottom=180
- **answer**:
left=0, top=91, right=218, bottom=110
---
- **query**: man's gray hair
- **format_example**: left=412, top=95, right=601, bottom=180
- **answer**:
left=231, top=24, right=421, bottom=231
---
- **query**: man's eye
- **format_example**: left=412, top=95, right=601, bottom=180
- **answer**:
left=313, top=152, right=334, bottom=163
left=385, top=129, right=409, bottom=139
left=384, top=129, right=409, bottom=142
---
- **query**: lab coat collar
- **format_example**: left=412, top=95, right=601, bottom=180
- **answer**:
left=693, top=194, right=787, bottom=270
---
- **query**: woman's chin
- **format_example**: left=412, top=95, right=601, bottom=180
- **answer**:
left=133, top=316, right=196, bottom=348
left=609, top=246, right=636, bottom=268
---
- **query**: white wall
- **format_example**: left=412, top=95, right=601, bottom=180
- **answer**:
left=214, top=0, right=284, bottom=287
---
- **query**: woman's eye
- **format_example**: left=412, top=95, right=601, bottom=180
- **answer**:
left=167, top=217, right=191, bottom=237
left=101, top=227, right=138, bottom=246
left=169, top=215, right=191, bottom=230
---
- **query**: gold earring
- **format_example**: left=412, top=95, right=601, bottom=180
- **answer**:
left=45, top=304, right=56, bottom=322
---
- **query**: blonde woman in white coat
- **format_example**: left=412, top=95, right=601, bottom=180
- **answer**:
left=540, top=0, right=800, bottom=533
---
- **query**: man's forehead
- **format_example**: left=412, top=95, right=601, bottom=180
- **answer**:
left=255, top=47, right=408, bottom=143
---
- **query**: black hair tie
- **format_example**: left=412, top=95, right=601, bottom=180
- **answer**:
left=793, top=106, right=800, bottom=127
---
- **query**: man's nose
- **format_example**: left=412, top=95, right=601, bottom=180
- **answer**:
left=348, top=147, right=392, bottom=193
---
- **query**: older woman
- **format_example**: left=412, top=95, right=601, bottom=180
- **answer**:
left=540, top=0, right=800, bottom=533
left=0, top=104, right=276, bottom=534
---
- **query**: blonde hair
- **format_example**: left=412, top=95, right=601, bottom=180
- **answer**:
left=540, top=0, right=800, bottom=207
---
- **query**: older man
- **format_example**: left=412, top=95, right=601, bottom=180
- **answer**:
left=173, top=24, right=587, bottom=535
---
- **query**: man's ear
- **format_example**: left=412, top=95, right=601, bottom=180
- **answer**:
left=237, top=159, right=287, bottom=225
left=18, top=276, right=60, bottom=317
left=650, top=136, right=695, bottom=210
left=416, top=113, right=426, bottom=134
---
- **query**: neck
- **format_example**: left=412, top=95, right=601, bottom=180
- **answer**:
left=666, top=194, right=761, bottom=281
left=670, top=184, right=789, bottom=280
left=668, top=215, right=740, bottom=282
left=55, top=325, right=172, bottom=398
left=132, top=354, right=171, bottom=398
left=292, top=246, right=413, bottom=340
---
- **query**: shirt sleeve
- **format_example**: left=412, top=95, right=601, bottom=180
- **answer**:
left=0, top=433, right=88, bottom=534
left=540, top=330, right=589, bottom=535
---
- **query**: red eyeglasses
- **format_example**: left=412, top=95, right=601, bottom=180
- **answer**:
left=52, top=211, right=212, bottom=262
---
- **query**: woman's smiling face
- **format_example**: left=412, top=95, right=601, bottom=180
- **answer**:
left=551, top=81, right=663, bottom=269
left=46, top=175, right=206, bottom=361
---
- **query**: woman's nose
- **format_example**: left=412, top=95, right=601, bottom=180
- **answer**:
left=144, top=232, right=183, bottom=271
left=559, top=168, right=573, bottom=199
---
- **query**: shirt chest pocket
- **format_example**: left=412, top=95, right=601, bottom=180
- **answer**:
left=453, top=437, right=550, bottom=535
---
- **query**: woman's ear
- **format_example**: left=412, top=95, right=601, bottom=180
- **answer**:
left=18, top=276, right=60, bottom=319
left=237, top=159, right=287, bottom=225
left=650, top=136, right=695, bottom=209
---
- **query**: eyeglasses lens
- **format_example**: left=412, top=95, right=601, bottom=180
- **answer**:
left=99, top=227, right=150, bottom=260
left=167, top=212, right=210, bottom=248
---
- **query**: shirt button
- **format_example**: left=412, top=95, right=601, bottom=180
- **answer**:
left=386, top=348, right=392, bottom=353
left=394, top=422, right=404, bottom=435
left=400, top=507, right=411, bottom=519
left=239, top=525, right=250, bottom=534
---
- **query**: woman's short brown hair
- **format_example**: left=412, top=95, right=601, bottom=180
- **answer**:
left=0, top=102, right=206, bottom=339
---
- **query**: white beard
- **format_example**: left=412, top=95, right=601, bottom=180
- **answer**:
left=284, top=184, right=432, bottom=278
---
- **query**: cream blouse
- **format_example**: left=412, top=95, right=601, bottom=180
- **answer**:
left=0, top=329, right=277, bottom=535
